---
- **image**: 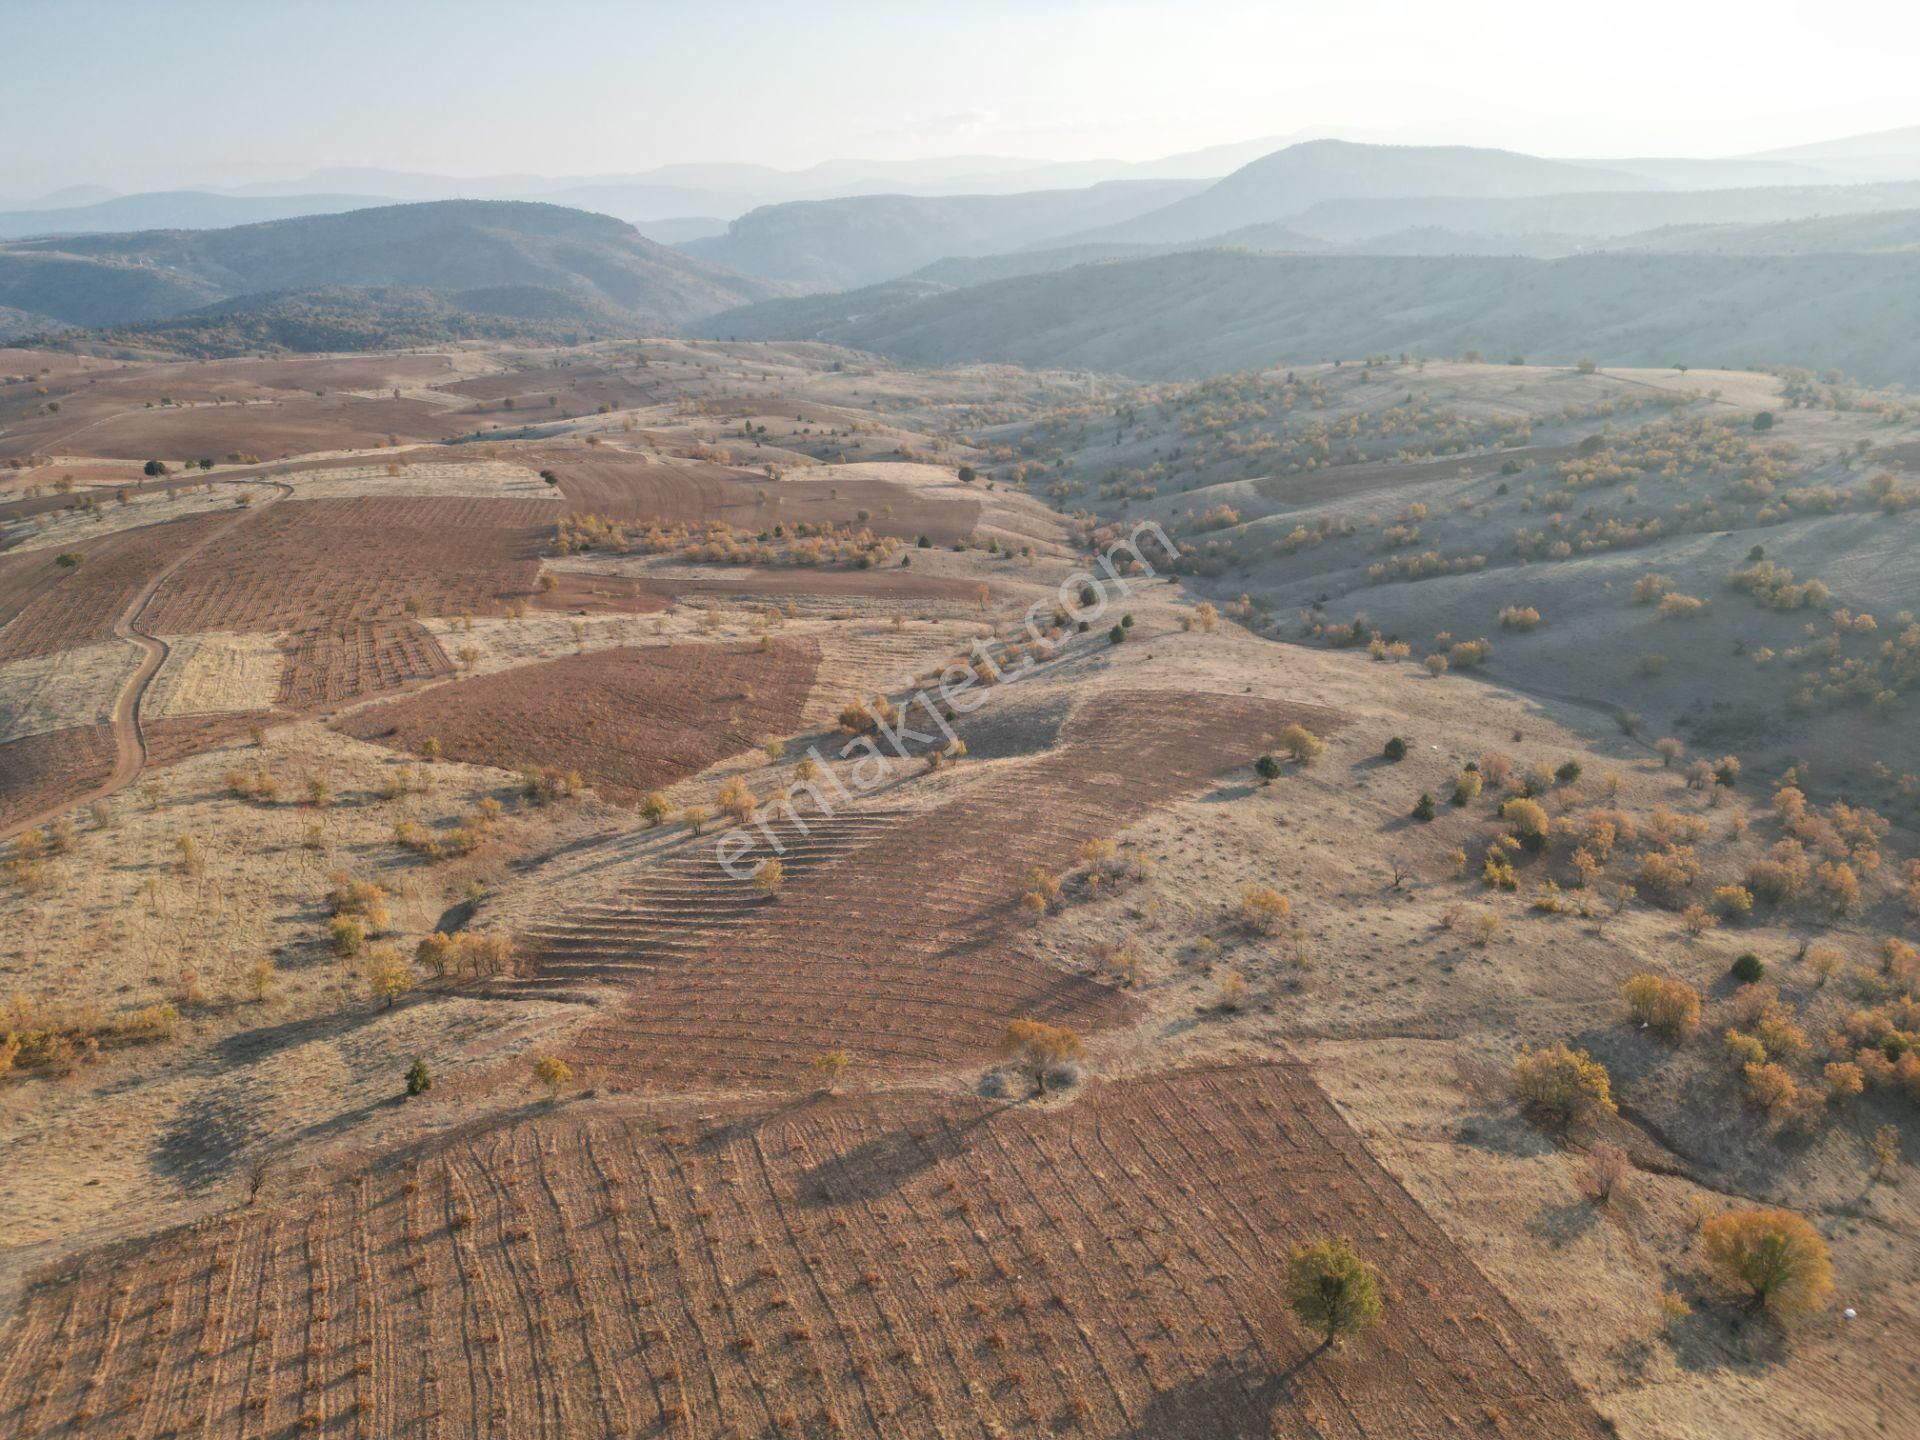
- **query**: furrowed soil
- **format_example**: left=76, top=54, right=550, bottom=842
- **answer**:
left=335, top=640, right=823, bottom=804
left=0, top=722, right=116, bottom=830
left=526, top=689, right=1343, bottom=1092
left=0, top=1063, right=1606, bottom=1440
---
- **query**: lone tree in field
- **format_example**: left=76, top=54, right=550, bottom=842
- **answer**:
left=365, top=947, right=414, bottom=1009
left=1285, top=1237, right=1383, bottom=1350
left=1255, top=754, right=1281, bottom=785
left=533, top=1054, right=572, bottom=1099
left=406, top=1059, right=433, bottom=1096
left=810, top=1049, right=851, bottom=1092
left=1701, top=1208, right=1833, bottom=1319
left=1000, top=1019, right=1084, bottom=1097
left=1278, top=723, right=1324, bottom=764
left=1512, top=1044, right=1616, bottom=1129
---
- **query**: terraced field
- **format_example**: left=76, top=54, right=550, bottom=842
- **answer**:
left=142, top=497, right=552, bottom=637
left=336, top=640, right=822, bottom=803
left=537, top=447, right=982, bottom=543
left=537, top=689, right=1342, bottom=1091
left=0, top=1063, right=1607, bottom=1440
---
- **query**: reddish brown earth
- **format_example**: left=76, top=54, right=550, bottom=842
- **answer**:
left=336, top=640, right=822, bottom=803
left=142, top=497, right=552, bottom=636
left=0, top=1062, right=1606, bottom=1439
left=0, top=723, right=117, bottom=831
left=278, top=620, right=453, bottom=710
left=0, top=511, right=231, bottom=666
left=4, top=395, right=452, bottom=464
left=141, top=712, right=275, bottom=769
left=535, top=448, right=980, bottom=542
left=443, top=365, right=664, bottom=417
left=536, top=565, right=990, bottom=616
left=528, top=571, right=671, bottom=615
left=530, top=691, right=1344, bottom=1091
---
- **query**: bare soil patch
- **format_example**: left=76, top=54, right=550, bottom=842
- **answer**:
left=142, top=496, right=551, bottom=637
left=336, top=639, right=822, bottom=804
left=0, top=1062, right=1606, bottom=1440
left=278, top=618, right=453, bottom=709
left=535, top=445, right=981, bottom=542
left=537, top=689, right=1341, bottom=1092
left=0, top=511, right=228, bottom=666
left=0, top=722, right=116, bottom=830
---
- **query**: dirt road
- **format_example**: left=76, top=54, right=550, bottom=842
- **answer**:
left=0, top=486, right=285, bottom=840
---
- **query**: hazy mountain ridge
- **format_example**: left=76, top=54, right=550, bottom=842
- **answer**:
left=0, top=191, right=394, bottom=241
left=679, top=180, right=1208, bottom=288
left=0, top=200, right=780, bottom=346
left=1059, top=141, right=1653, bottom=246
left=702, top=247, right=1920, bottom=384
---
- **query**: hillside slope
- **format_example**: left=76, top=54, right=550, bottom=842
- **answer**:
left=0, top=200, right=777, bottom=336
left=712, top=248, right=1920, bottom=384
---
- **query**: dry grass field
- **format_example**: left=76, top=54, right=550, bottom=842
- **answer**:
left=2, top=338, right=1915, bottom=1440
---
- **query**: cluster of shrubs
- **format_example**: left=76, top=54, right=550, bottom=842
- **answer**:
left=394, top=797, right=502, bottom=862
left=0, top=995, right=179, bottom=1078
left=414, top=930, right=516, bottom=978
left=326, top=872, right=391, bottom=956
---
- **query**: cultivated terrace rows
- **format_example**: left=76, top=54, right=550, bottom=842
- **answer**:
left=0, top=1065, right=1605, bottom=1440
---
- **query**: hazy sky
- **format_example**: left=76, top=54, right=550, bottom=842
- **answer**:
left=8, top=0, right=1918, bottom=197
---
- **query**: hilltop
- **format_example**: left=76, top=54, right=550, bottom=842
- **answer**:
left=0, top=201, right=780, bottom=350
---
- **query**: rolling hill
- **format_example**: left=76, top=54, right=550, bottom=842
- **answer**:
left=699, top=247, right=1920, bottom=384
left=0, top=200, right=780, bottom=347
left=1059, top=140, right=1651, bottom=246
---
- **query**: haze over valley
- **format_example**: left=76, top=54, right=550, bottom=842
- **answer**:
left=4, top=5, right=1919, bottom=1438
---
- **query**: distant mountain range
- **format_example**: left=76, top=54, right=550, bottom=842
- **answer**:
left=0, top=200, right=780, bottom=349
left=669, top=141, right=1920, bottom=294
left=679, top=180, right=1208, bottom=289
left=15, top=128, right=1920, bottom=374
left=0, top=136, right=1304, bottom=236
left=9, top=123, right=1920, bottom=239
left=0, top=191, right=392, bottom=242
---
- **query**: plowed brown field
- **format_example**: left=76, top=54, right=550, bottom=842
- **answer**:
left=0, top=722, right=117, bottom=831
left=278, top=620, right=453, bottom=709
left=0, top=1063, right=1605, bottom=1439
left=9, top=395, right=450, bottom=463
left=141, top=711, right=274, bottom=770
left=0, top=512, right=229, bottom=666
left=336, top=640, right=822, bottom=803
left=537, top=449, right=980, bottom=542
left=142, top=497, right=552, bottom=637
left=531, top=691, right=1342, bottom=1090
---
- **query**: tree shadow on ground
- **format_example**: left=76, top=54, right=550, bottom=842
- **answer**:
left=796, top=1104, right=1007, bottom=1208
left=1664, top=1292, right=1792, bottom=1376
left=1527, top=1195, right=1601, bottom=1248
left=1114, top=1350, right=1310, bottom=1440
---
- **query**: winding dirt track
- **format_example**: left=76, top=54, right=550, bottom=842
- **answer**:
left=0, top=486, right=285, bottom=840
